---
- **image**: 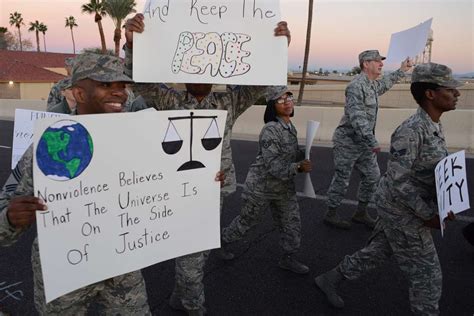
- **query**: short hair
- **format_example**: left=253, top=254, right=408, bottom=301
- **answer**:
left=410, top=82, right=441, bottom=105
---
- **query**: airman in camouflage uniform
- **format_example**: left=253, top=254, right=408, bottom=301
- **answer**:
left=324, top=50, right=412, bottom=229
left=48, top=78, right=74, bottom=114
left=0, top=53, right=151, bottom=315
left=46, top=57, right=75, bottom=111
left=220, top=87, right=312, bottom=274
left=315, top=63, right=462, bottom=315
left=124, top=13, right=292, bottom=315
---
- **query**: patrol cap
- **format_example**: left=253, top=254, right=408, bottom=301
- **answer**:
left=71, top=53, right=134, bottom=85
left=265, top=86, right=292, bottom=102
left=411, top=63, right=463, bottom=88
left=358, top=50, right=386, bottom=63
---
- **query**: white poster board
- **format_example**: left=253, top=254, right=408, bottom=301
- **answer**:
left=134, top=0, right=287, bottom=85
left=33, top=110, right=227, bottom=302
left=435, top=150, right=470, bottom=235
left=303, top=120, right=320, bottom=198
left=12, top=109, right=68, bottom=169
left=385, top=18, right=432, bottom=67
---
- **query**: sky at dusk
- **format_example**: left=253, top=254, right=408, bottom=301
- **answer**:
left=1, top=0, right=473, bottom=73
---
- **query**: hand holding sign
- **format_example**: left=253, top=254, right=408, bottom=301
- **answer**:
left=435, top=150, right=470, bottom=235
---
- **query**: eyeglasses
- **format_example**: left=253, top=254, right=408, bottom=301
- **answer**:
left=276, top=95, right=294, bottom=104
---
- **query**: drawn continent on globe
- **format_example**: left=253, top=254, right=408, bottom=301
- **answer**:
left=36, top=120, right=94, bottom=181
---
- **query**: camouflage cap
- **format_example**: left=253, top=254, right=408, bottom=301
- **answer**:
left=358, top=50, right=386, bottom=63
left=71, top=53, right=134, bottom=85
left=265, top=86, right=292, bottom=102
left=58, top=77, right=72, bottom=90
left=411, top=63, right=463, bottom=88
left=64, top=57, right=75, bottom=68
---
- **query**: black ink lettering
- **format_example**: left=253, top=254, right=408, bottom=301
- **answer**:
left=450, top=156, right=462, bottom=176
left=446, top=183, right=453, bottom=206
left=455, top=179, right=465, bottom=202
left=118, top=212, right=140, bottom=228
left=81, top=222, right=101, bottom=236
left=67, top=244, right=89, bottom=265
left=443, top=159, right=449, bottom=182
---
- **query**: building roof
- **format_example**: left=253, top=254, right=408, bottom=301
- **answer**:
left=0, top=50, right=74, bottom=83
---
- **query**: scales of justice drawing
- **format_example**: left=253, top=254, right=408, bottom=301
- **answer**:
left=162, top=112, right=222, bottom=171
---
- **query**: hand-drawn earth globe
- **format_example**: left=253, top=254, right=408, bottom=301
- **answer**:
left=36, top=120, right=93, bottom=181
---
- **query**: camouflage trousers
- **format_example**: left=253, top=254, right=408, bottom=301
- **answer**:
left=172, top=195, right=225, bottom=311
left=327, top=142, right=380, bottom=209
left=339, top=222, right=442, bottom=316
left=31, top=241, right=150, bottom=315
left=222, top=192, right=301, bottom=254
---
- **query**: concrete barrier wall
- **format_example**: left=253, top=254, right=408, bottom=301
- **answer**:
left=0, top=99, right=46, bottom=119
left=233, top=105, right=474, bottom=153
left=287, top=83, right=474, bottom=109
left=1, top=99, right=472, bottom=153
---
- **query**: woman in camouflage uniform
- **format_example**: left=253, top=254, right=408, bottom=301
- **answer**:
left=220, top=87, right=312, bottom=274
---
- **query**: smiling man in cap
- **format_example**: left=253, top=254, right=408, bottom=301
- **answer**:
left=323, top=50, right=412, bottom=229
left=0, top=53, right=151, bottom=315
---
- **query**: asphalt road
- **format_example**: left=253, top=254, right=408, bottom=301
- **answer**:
left=0, top=119, right=473, bottom=315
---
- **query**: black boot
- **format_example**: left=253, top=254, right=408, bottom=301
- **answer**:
left=352, top=202, right=376, bottom=229
left=315, top=267, right=345, bottom=308
left=324, top=208, right=351, bottom=230
left=278, top=254, right=309, bottom=274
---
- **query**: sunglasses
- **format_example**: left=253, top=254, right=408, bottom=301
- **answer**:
left=276, top=95, right=294, bottom=104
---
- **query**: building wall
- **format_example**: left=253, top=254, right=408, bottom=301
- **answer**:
left=19, top=83, right=53, bottom=100
left=0, top=83, right=21, bottom=99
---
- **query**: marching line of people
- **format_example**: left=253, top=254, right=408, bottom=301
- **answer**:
left=0, top=13, right=470, bottom=316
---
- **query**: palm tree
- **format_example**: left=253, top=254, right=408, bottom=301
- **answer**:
left=9, top=12, right=24, bottom=51
left=28, top=20, right=41, bottom=52
left=38, top=23, right=48, bottom=52
left=104, top=0, right=136, bottom=56
left=297, top=0, right=314, bottom=106
left=65, top=16, right=78, bottom=54
left=0, top=27, right=8, bottom=50
left=82, top=0, right=108, bottom=54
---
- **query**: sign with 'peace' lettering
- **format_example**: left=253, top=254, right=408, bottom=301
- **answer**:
left=133, top=0, right=287, bottom=85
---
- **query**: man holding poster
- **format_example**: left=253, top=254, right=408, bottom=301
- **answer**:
left=124, top=11, right=291, bottom=315
left=324, top=50, right=412, bottom=229
left=0, top=54, right=151, bottom=315
left=315, top=63, right=462, bottom=315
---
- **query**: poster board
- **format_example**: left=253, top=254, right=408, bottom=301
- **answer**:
left=12, top=109, right=68, bottom=169
left=133, top=0, right=287, bottom=85
left=385, top=18, right=432, bottom=68
left=435, top=150, right=470, bottom=235
left=32, top=110, right=227, bottom=302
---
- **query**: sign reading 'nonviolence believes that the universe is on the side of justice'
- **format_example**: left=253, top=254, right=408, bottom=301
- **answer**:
left=134, top=0, right=287, bottom=85
left=32, top=110, right=227, bottom=302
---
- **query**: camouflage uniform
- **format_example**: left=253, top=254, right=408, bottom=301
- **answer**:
left=338, top=107, right=446, bottom=315
left=46, top=77, right=70, bottom=111
left=326, top=50, right=405, bottom=224
left=124, top=46, right=266, bottom=312
left=0, top=53, right=150, bottom=315
left=222, top=116, right=304, bottom=254
left=317, top=63, right=463, bottom=315
left=46, top=57, right=75, bottom=111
